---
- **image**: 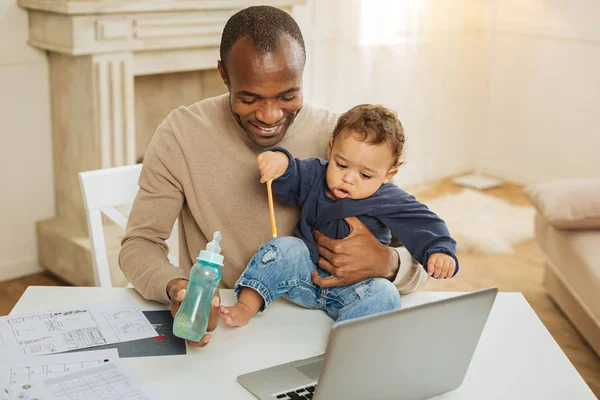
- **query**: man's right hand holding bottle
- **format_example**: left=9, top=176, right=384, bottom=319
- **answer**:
left=167, top=278, right=220, bottom=347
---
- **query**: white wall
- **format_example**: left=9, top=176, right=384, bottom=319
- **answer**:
left=478, top=0, right=600, bottom=183
left=296, top=0, right=491, bottom=187
left=0, top=1, right=53, bottom=280
left=297, top=0, right=600, bottom=185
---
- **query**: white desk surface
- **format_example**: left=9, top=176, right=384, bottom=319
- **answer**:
left=11, top=287, right=596, bottom=400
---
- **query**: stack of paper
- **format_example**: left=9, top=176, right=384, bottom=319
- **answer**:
left=0, top=300, right=166, bottom=399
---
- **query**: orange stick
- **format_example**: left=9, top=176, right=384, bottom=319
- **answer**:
left=266, top=180, right=277, bottom=238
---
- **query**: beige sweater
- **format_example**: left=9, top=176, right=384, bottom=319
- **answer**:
left=120, top=94, right=428, bottom=303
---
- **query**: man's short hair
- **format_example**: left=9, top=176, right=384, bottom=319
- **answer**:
left=332, top=105, right=407, bottom=167
left=220, top=5, right=306, bottom=72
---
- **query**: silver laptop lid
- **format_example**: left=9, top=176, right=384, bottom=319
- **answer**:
left=314, top=287, right=498, bottom=400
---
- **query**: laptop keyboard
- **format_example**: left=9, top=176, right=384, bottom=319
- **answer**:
left=273, top=384, right=317, bottom=399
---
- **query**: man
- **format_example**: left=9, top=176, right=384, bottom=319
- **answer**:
left=120, top=6, right=428, bottom=348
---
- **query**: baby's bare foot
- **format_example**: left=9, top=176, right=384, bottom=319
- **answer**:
left=220, top=303, right=256, bottom=327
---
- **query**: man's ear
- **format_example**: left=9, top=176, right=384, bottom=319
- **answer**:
left=217, top=60, right=230, bottom=87
left=327, top=138, right=333, bottom=158
left=383, top=166, right=399, bottom=184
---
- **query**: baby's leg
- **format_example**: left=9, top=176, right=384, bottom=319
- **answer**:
left=326, top=278, right=401, bottom=323
left=221, top=237, right=318, bottom=327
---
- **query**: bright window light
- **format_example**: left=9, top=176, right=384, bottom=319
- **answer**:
left=359, top=0, right=422, bottom=45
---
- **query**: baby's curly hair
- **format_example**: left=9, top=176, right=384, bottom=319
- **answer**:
left=332, top=104, right=406, bottom=167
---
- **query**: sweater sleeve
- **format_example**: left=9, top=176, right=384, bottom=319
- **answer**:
left=266, top=146, right=324, bottom=206
left=376, top=189, right=459, bottom=277
left=119, top=119, right=189, bottom=304
left=391, top=246, right=430, bottom=294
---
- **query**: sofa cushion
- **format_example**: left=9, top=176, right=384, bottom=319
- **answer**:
left=535, top=213, right=600, bottom=321
left=525, top=179, right=600, bottom=229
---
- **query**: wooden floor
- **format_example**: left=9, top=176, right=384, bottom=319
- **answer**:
left=1, top=177, right=598, bottom=397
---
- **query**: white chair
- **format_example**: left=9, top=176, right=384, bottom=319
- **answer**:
left=79, top=164, right=178, bottom=287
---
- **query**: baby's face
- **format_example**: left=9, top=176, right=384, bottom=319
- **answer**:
left=326, top=130, right=398, bottom=200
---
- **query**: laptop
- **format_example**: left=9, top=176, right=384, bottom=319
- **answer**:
left=237, top=287, right=497, bottom=400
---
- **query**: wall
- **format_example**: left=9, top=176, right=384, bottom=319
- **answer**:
left=477, top=0, right=600, bottom=183
left=0, top=1, right=53, bottom=280
left=295, top=0, right=492, bottom=187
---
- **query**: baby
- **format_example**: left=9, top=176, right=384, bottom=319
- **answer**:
left=221, top=104, right=458, bottom=326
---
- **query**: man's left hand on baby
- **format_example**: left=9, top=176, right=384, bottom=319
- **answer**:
left=427, top=253, right=456, bottom=279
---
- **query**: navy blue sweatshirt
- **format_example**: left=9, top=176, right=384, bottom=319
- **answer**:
left=268, top=147, right=459, bottom=275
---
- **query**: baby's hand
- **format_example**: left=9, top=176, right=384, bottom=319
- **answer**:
left=257, top=151, right=289, bottom=183
left=427, top=253, right=456, bottom=279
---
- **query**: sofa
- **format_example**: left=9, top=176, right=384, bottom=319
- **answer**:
left=525, top=179, right=600, bottom=357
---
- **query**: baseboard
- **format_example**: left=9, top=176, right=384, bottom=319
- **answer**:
left=397, top=167, right=474, bottom=189
left=477, top=163, right=545, bottom=185
left=0, top=258, right=43, bottom=282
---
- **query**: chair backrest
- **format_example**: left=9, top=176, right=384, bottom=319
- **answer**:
left=79, top=164, right=178, bottom=287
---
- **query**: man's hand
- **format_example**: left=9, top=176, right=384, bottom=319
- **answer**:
left=427, top=253, right=456, bottom=279
left=257, top=151, right=289, bottom=183
left=312, top=216, right=399, bottom=287
left=167, top=278, right=220, bottom=347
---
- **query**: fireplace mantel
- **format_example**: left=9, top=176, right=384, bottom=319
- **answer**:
left=19, top=0, right=304, bottom=69
left=19, top=0, right=305, bottom=286
left=18, top=0, right=302, bottom=15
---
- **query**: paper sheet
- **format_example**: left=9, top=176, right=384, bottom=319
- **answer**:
left=71, top=310, right=186, bottom=358
left=45, top=361, right=163, bottom=400
left=0, top=300, right=158, bottom=358
left=2, top=360, right=163, bottom=400
left=0, top=349, right=119, bottom=387
left=1, top=379, right=55, bottom=400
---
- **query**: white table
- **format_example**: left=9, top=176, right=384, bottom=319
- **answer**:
left=11, top=287, right=596, bottom=399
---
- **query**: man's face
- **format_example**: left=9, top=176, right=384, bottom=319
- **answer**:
left=218, top=35, right=304, bottom=147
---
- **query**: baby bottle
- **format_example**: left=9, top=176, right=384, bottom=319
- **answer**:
left=173, top=231, right=223, bottom=342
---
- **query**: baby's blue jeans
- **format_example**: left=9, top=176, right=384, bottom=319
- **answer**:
left=234, top=237, right=401, bottom=322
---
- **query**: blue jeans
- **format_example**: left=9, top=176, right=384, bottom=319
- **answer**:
left=234, top=237, right=401, bottom=323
